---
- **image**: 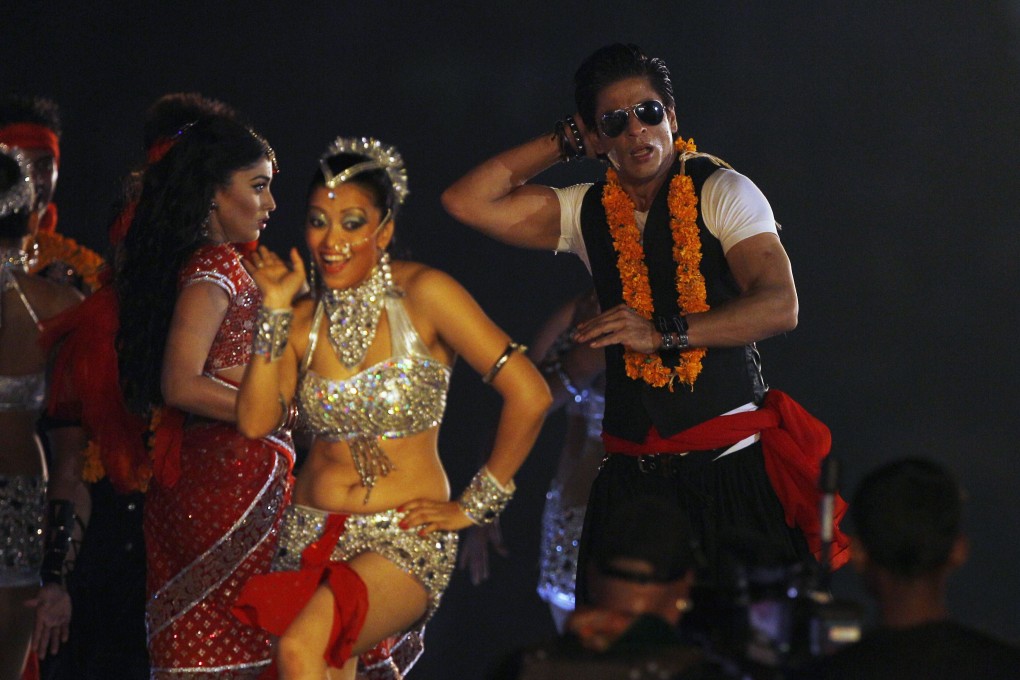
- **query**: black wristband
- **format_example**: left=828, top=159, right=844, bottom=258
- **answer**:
left=553, top=120, right=572, bottom=161
left=656, top=314, right=689, bottom=334
left=40, top=500, right=75, bottom=585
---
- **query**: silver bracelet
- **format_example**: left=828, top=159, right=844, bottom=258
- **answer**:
left=253, top=306, right=293, bottom=361
left=660, top=331, right=689, bottom=351
left=274, top=394, right=299, bottom=432
left=481, top=341, right=526, bottom=384
left=458, top=467, right=515, bottom=525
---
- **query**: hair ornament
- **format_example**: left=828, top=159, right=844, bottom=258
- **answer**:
left=0, top=143, right=34, bottom=219
left=319, top=137, right=409, bottom=205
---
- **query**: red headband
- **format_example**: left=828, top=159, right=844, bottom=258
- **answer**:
left=145, top=136, right=176, bottom=165
left=0, top=123, right=60, bottom=164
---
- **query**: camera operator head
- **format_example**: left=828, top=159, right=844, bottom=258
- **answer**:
left=570, top=496, right=698, bottom=651
left=850, top=457, right=968, bottom=627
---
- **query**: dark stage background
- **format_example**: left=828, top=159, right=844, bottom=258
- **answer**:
left=6, top=2, right=1020, bottom=677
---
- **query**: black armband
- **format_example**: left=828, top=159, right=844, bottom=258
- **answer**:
left=36, top=412, right=82, bottom=433
left=40, top=499, right=75, bottom=585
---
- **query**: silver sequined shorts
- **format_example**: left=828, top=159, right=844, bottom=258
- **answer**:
left=271, top=504, right=458, bottom=617
left=0, top=475, right=46, bottom=588
left=536, top=481, right=586, bottom=611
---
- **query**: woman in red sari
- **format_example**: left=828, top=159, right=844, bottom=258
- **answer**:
left=115, top=115, right=294, bottom=679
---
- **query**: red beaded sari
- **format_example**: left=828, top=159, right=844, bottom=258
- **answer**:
left=145, top=244, right=294, bottom=679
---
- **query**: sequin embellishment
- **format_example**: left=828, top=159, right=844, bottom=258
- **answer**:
left=178, top=243, right=260, bottom=373
left=0, top=475, right=46, bottom=587
left=272, top=504, right=458, bottom=617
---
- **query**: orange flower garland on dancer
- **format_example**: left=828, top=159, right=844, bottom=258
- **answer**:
left=602, top=137, right=709, bottom=390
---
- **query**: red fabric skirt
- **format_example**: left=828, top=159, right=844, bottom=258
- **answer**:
left=144, top=421, right=293, bottom=678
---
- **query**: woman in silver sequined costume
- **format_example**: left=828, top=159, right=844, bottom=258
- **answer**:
left=232, top=137, right=551, bottom=680
left=0, top=145, right=82, bottom=678
left=531, top=289, right=606, bottom=632
left=459, top=289, right=607, bottom=635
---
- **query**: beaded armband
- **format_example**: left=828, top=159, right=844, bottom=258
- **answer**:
left=541, top=357, right=588, bottom=404
left=41, top=500, right=75, bottom=585
left=482, top=341, right=526, bottom=384
left=253, top=306, right=293, bottom=361
left=553, top=115, right=586, bottom=162
left=458, top=467, right=516, bottom=526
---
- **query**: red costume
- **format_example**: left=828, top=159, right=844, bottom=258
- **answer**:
left=144, top=243, right=294, bottom=679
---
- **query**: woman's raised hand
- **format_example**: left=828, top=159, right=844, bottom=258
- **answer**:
left=244, top=246, right=307, bottom=309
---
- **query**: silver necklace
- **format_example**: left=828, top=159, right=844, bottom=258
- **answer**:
left=322, top=264, right=387, bottom=368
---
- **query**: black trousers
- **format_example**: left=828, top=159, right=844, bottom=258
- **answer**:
left=575, top=441, right=810, bottom=604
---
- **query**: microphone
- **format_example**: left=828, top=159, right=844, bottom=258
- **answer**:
left=819, top=454, right=840, bottom=589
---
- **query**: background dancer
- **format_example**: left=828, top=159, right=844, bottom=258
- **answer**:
left=115, top=114, right=294, bottom=679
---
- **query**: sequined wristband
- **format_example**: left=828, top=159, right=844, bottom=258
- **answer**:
left=253, top=306, right=293, bottom=361
left=458, top=467, right=516, bottom=526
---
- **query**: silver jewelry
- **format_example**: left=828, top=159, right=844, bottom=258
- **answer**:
left=1, top=245, right=37, bottom=331
left=0, top=144, right=34, bottom=219
left=319, top=137, right=409, bottom=205
left=253, top=306, right=293, bottom=361
left=274, top=395, right=299, bottom=432
left=660, top=331, right=689, bottom=351
left=482, top=341, right=526, bottom=384
left=458, top=467, right=515, bottom=526
left=322, top=264, right=388, bottom=368
left=308, top=256, right=318, bottom=295
left=200, top=201, right=216, bottom=238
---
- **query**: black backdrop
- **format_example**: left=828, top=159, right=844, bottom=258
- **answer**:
left=5, top=2, right=1020, bottom=677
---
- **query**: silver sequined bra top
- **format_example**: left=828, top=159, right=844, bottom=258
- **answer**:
left=1, top=255, right=46, bottom=412
left=0, top=373, right=45, bottom=412
left=298, top=295, right=451, bottom=443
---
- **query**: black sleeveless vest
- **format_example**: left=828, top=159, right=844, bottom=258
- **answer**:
left=579, top=155, right=766, bottom=442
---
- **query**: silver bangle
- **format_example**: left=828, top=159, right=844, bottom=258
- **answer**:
left=274, top=395, right=299, bottom=432
left=253, top=306, right=293, bottom=361
left=458, top=467, right=515, bottom=525
left=481, top=341, right=526, bottom=384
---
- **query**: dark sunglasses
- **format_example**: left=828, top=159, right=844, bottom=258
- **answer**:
left=598, top=100, right=666, bottom=138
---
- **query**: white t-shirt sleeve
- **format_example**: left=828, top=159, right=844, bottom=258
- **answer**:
left=700, top=168, right=778, bottom=254
left=553, top=183, right=594, bottom=272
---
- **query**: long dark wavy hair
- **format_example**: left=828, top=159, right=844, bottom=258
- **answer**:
left=116, top=115, right=273, bottom=414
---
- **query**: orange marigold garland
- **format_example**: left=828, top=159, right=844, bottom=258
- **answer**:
left=31, top=231, right=106, bottom=293
left=602, top=137, right=709, bottom=390
left=81, top=440, right=106, bottom=483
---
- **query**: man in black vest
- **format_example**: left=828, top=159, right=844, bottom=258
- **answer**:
left=443, top=43, right=848, bottom=598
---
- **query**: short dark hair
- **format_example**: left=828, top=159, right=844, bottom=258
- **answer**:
left=851, top=458, right=964, bottom=578
left=595, top=496, right=696, bottom=583
left=0, top=95, right=62, bottom=137
left=574, top=43, right=675, bottom=132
